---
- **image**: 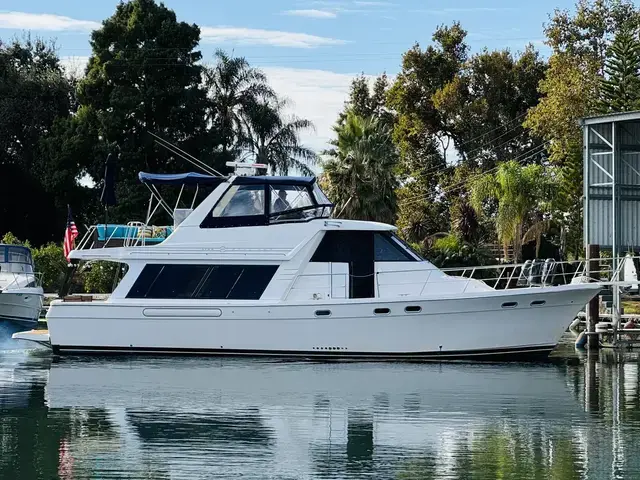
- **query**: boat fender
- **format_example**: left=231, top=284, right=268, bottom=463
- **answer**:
left=569, top=318, right=582, bottom=333
left=595, top=322, right=614, bottom=333
left=574, top=330, right=587, bottom=349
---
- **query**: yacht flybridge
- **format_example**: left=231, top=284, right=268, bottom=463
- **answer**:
left=13, top=164, right=601, bottom=360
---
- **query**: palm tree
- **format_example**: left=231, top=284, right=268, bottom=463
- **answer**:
left=322, top=111, right=398, bottom=224
left=469, top=160, right=551, bottom=262
left=240, top=97, right=317, bottom=176
left=204, top=49, right=276, bottom=165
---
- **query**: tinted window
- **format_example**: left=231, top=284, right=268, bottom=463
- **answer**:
left=374, top=233, right=415, bottom=262
left=311, top=231, right=371, bottom=263
left=127, top=264, right=278, bottom=300
left=312, top=231, right=417, bottom=263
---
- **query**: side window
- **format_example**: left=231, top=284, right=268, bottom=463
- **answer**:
left=195, top=265, right=279, bottom=300
left=128, top=265, right=209, bottom=299
left=269, top=185, right=314, bottom=213
left=374, top=233, right=416, bottom=262
left=310, top=231, right=373, bottom=262
left=127, top=264, right=278, bottom=300
left=212, top=185, right=265, bottom=217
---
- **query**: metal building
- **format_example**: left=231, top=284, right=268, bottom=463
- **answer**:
left=581, top=110, right=640, bottom=326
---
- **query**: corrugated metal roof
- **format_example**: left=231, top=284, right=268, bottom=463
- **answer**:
left=581, top=110, right=640, bottom=126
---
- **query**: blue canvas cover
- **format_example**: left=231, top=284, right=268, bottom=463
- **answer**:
left=138, top=172, right=227, bottom=187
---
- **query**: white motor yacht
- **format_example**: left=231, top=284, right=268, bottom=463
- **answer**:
left=13, top=165, right=601, bottom=360
left=0, top=244, right=44, bottom=334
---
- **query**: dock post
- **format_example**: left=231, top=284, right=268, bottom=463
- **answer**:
left=587, top=244, right=600, bottom=350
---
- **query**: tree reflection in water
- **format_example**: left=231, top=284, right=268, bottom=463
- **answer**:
left=3, top=352, right=640, bottom=479
left=397, top=428, right=583, bottom=480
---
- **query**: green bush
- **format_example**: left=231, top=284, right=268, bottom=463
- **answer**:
left=82, top=261, right=124, bottom=294
left=32, top=243, right=68, bottom=292
left=427, top=233, right=493, bottom=269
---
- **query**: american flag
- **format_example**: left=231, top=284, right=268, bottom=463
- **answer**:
left=63, top=205, right=79, bottom=262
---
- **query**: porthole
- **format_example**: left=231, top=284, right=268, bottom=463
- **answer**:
left=374, top=308, right=390, bottom=315
left=530, top=300, right=546, bottom=307
left=501, top=302, right=518, bottom=308
left=315, top=310, right=331, bottom=317
left=405, top=306, right=421, bottom=313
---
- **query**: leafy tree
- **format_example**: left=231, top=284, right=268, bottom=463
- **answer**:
left=204, top=50, right=276, bottom=167
left=77, top=0, right=211, bottom=223
left=598, top=26, right=640, bottom=112
left=322, top=112, right=398, bottom=224
left=432, top=46, right=547, bottom=169
left=240, top=98, right=317, bottom=175
left=386, top=23, right=468, bottom=246
left=469, top=161, right=555, bottom=262
left=544, top=0, right=640, bottom=65
left=387, top=22, right=468, bottom=162
left=0, top=37, right=82, bottom=245
left=337, top=73, right=393, bottom=126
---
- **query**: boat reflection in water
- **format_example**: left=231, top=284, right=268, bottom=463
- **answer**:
left=3, top=352, right=640, bottom=479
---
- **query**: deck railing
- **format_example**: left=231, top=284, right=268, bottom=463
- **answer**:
left=1, top=271, right=43, bottom=290
left=75, top=222, right=174, bottom=251
left=284, top=256, right=640, bottom=300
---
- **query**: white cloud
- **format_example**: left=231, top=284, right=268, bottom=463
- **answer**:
left=0, top=11, right=99, bottom=31
left=353, top=1, right=396, bottom=6
left=414, top=7, right=515, bottom=15
left=200, top=26, right=346, bottom=48
left=259, top=67, right=373, bottom=154
left=282, top=9, right=337, bottom=18
left=59, top=55, right=90, bottom=77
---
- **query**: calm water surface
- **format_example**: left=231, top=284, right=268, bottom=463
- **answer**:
left=1, top=340, right=640, bottom=479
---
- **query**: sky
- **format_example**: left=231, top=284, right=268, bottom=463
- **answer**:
left=0, top=0, right=578, bottom=155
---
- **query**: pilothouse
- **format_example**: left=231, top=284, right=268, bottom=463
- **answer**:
left=13, top=163, right=601, bottom=360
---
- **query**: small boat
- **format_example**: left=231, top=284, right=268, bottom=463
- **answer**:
left=13, top=164, right=601, bottom=360
left=0, top=244, right=44, bottom=336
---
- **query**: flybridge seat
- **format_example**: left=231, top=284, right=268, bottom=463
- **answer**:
left=93, top=224, right=173, bottom=248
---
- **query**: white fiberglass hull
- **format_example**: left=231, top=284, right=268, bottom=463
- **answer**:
left=42, top=284, right=600, bottom=361
left=0, top=289, right=43, bottom=331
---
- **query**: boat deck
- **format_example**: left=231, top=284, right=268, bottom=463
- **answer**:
left=12, top=329, right=50, bottom=347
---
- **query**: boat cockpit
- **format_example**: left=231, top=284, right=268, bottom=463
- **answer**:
left=0, top=244, right=39, bottom=290
left=199, top=175, right=334, bottom=228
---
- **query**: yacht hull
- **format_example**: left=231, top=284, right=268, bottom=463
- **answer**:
left=0, top=290, right=42, bottom=334
left=44, top=284, right=600, bottom=361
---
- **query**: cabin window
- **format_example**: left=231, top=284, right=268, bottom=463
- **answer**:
left=374, top=233, right=416, bottom=262
left=311, top=231, right=417, bottom=263
left=269, top=185, right=314, bottom=215
left=211, top=185, right=265, bottom=217
left=126, top=264, right=278, bottom=300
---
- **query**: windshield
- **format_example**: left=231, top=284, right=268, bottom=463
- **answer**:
left=211, top=185, right=265, bottom=217
left=3, top=246, right=32, bottom=265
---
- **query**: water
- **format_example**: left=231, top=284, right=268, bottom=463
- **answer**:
left=1, top=343, right=640, bottom=480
